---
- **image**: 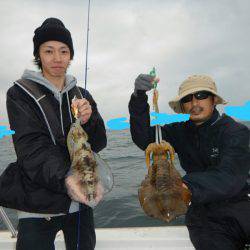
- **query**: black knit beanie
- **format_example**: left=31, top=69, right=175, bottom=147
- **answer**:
left=33, top=17, right=74, bottom=59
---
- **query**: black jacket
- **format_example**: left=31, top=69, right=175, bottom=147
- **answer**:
left=129, top=91, right=250, bottom=205
left=0, top=82, right=106, bottom=214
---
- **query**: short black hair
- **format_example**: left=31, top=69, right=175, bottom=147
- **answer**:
left=33, top=53, right=42, bottom=69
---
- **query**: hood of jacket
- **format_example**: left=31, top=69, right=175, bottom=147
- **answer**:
left=21, top=69, right=77, bottom=101
left=21, top=69, right=79, bottom=137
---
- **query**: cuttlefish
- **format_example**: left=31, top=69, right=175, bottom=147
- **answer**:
left=138, top=141, right=191, bottom=222
left=67, top=101, right=100, bottom=206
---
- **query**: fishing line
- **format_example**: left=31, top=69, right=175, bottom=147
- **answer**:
left=77, top=0, right=91, bottom=249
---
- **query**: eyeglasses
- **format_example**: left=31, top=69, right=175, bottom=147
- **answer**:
left=180, top=91, right=212, bottom=104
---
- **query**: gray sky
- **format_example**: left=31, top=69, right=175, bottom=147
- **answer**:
left=1, top=0, right=250, bottom=125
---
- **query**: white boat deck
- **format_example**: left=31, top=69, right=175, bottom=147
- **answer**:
left=0, top=226, right=195, bottom=249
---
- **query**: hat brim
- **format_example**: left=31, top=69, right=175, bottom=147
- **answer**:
left=168, top=87, right=227, bottom=114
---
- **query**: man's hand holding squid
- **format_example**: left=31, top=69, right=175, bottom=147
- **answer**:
left=181, top=182, right=192, bottom=206
left=72, top=98, right=92, bottom=124
left=133, top=74, right=160, bottom=96
left=65, top=175, right=104, bottom=206
left=65, top=174, right=89, bottom=204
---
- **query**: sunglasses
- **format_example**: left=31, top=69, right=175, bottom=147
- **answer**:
left=180, top=91, right=212, bottom=104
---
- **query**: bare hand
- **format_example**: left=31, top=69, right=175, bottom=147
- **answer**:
left=94, top=182, right=104, bottom=204
left=181, top=183, right=191, bottom=206
left=72, top=98, right=92, bottom=124
left=65, top=175, right=88, bottom=204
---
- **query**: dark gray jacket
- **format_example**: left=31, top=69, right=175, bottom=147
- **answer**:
left=0, top=70, right=106, bottom=213
left=129, top=91, right=250, bottom=205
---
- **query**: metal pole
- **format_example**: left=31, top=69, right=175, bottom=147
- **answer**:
left=0, top=207, right=17, bottom=238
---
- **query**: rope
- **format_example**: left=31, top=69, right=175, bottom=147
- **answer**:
left=149, top=68, right=162, bottom=143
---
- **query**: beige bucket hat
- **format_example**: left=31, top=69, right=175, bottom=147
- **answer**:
left=168, top=75, right=227, bottom=113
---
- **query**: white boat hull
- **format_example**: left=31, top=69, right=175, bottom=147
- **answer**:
left=0, top=226, right=194, bottom=249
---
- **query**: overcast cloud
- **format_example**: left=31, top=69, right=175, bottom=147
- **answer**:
left=0, top=0, right=249, bottom=125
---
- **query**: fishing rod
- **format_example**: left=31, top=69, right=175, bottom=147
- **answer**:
left=83, top=0, right=91, bottom=97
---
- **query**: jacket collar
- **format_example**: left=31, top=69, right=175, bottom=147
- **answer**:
left=186, top=108, right=221, bottom=130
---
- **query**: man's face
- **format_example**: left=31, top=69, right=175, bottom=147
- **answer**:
left=39, top=41, right=71, bottom=78
left=181, top=91, right=215, bottom=125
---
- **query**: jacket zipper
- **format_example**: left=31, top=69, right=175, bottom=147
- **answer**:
left=59, top=93, right=65, bottom=136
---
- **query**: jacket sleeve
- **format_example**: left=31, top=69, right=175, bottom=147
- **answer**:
left=6, top=87, right=69, bottom=194
left=128, top=91, right=179, bottom=151
left=183, top=124, right=250, bottom=204
left=79, top=88, right=107, bottom=153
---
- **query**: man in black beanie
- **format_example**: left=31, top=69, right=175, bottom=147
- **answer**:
left=2, top=17, right=107, bottom=250
left=33, top=17, right=74, bottom=69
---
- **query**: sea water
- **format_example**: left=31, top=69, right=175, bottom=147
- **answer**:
left=0, top=129, right=186, bottom=230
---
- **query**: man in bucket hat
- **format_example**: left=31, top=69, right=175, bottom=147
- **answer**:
left=168, top=75, right=227, bottom=114
left=129, top=74, right=250, bottom=249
